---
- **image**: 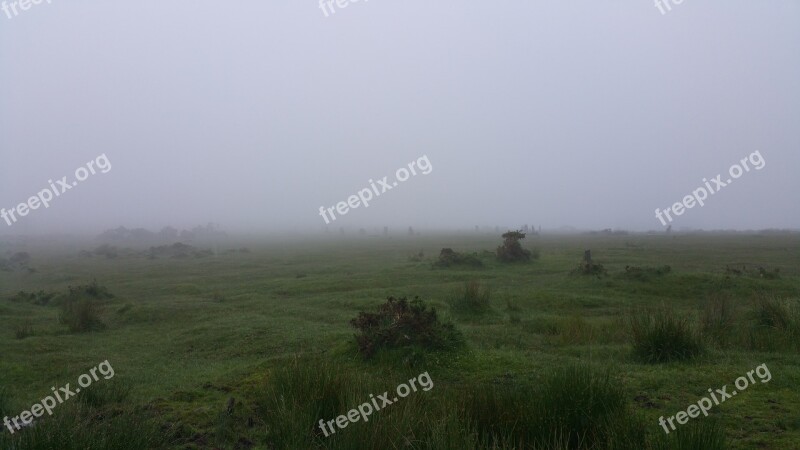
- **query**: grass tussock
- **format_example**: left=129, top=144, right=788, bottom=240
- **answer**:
left=448, top=280, right=492, bottom=314
left=254, top=360, right=665, bottom=450
left=0, top=403, right=167, bottom=450
left=745, top=295, right=800, bottom=352
left=58, top=281, right=113, bottom=333
left=14, top=321, right=35, bottom=339
left=653, top=418, right=726, bottom=450
left=630, top=309, right=703, bottom=363
left=700, top=294, right=737, bottom=347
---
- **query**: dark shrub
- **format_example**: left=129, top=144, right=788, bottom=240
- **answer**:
left=93, top=244, right=119, bottom=259
left=630, top=309, right=703, bottom=363
left=350, top=296, right=464, bottom=358
left=447, top=280, right=491, bottom=313
left=496, top=230, right=533, bottom=263
left=9, top=251, right=31, bottom=265
left=434, top=248, right=483, bottom=268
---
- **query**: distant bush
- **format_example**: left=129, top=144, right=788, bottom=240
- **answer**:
left=572, top=262, right=607, bottom=277
left=757, top=266, right=781, bottom=280
left=496, top=230, right=533, bottom=263
left=408, top=250, right=425, bottom=262
left=447, top=281, right=491, bottom=314
left=630, top=309, right=703, bottom=363
left=68, top=280, right=114, bottom=300
left=93, top=244, right=119, bottom=259
left=9, top=290, right=56, bottom=305
left=434, top=248, right=483, bottom=268
left=350, top=296, right=464, bottom=359
left=619, top=265, right=671, bottom=281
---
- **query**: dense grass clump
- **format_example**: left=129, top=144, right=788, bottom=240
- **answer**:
left=653, top=418, right=727, bottom=450
left=0, top=403, right=167, bottom=450
left=701, top=294, right=737, bottom=347
left=434, top=248, right=483, bottom=268
left=448, top=280, right=492, bottom=314
left=58, top=281, right=113, bottom=333
left=0, top=386, right=11, bottom=417
left=745, top=296, right=800, bottom=351
left=255, top=360, right=656, bottom=450
left=350, top=296, right=464, bottom=358
left=630, top=309, right=703, bottom=363
left=14, top=321, right=35, bottom=339
left=463, top=364, right=645, bottom=449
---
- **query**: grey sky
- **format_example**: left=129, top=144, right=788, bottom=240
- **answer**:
left=1, top=1, right=798, bottom=234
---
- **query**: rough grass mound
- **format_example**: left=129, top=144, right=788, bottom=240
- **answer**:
left=58, top=281, right=113, bottom=333
left=350, top=296, right=464, bottom=359
left=447, top=280, right=492, bottom=314
left=630, top=309, right=703, bottom=363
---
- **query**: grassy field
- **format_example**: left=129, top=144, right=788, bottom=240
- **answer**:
left=1, top=232, right=799, bottom=449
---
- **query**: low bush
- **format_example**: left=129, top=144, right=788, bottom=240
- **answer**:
left=630, top=309, right=703, bottom=363
left=434, top=248, right=483, bottom=268
left=350, top=296, right=464, bottom=359
left=448, top=281, right=491, bottom=314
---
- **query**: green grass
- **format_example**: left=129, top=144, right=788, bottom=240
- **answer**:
left=0, top=233, right=799, bottom=448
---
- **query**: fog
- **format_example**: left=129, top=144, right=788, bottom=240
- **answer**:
left=1, top=1, right=798, bottom=235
